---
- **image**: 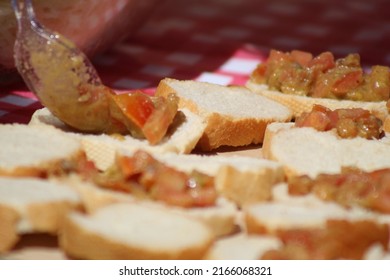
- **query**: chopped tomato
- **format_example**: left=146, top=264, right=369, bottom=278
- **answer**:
left=95, top=150, right=217, bottom=208
left=110, top=91, right=155, bottom=128
left=288, top=168, right=390, bottom=213
left=108, top=91, right=178, bottom=144
left=295, top=109, right=330, bottom=131
left=291, top=50, right=313, bottom=67
left=142, top=93, right=178, bottom=145
left=295, top=105, right=383, bottom=139
left=268, top=49, right=291, bottom=62
left=308, top=51, right=335, bottom=72
left=262, top=219, right=389, bottom=260
left=332, top=69, right=363, bottom=94
left=252, top=49, right=389, bottom=102
left=367, top=65, right=390, bottom=101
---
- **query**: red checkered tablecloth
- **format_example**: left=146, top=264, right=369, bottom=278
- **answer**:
left=1, top=0, right=390, bottom=124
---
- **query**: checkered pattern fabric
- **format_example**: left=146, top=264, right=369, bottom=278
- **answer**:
left=1, top=0, right=390, bottom=124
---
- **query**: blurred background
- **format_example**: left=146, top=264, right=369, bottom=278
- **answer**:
left=1, top=0, right=390, bottom=122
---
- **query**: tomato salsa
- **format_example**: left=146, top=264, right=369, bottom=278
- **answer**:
left=261, top=219, right=388, bottom=260
left=251, top=49, right=390, bottom=102
left=94, top=150, right=217, bottom=208
left=288, top=167, right=390, bottom=213
left=295, top=104, right=384, bottom=139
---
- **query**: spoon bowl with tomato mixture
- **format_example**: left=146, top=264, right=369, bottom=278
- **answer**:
left=12, top=0, right=177, bottom=144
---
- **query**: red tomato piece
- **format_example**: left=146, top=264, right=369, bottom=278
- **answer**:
left=291, top=50, right=313, bottom=67
left=332, top=70, right=363, bottom=94
left=309, top=51, right=335, bottom=72
left=110, top=91, right=155, bottom=128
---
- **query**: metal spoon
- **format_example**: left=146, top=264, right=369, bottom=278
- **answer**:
left=12, top=0, right=113, bottom=132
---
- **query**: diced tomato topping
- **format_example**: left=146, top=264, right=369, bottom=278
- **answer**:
left=288, top=168, right=390, bottom=214
left=252, top=49, right=390, bottom=101
left=110, top=91, right=155, bottom=128
left=291, top=50, right=313, bottom=67
left=108, top=91, right=178, bottom=144
left=295, top=105, right=383, bottom=139
left=95, top=150, right=217, bottom=208
left=295, top=109, right=330, bottom=131
left=308, top=51, right=335, bottom=72
left=332, top=70, right=363, bottom=94
left=142, top=93, right=178, bottom=145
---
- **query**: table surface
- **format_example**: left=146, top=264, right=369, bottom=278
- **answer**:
left=1, top=0, right=390, bottom=124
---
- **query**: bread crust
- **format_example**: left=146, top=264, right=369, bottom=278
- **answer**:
left=60, top=215, right=210, bottom=259
left=68, top=178, right=238, bottom=237
left=216, top=164, right=284, bottom=206
left=246, top=81, right=389, bottom=122
left=27, top=201, right=83, bottom=234
left=262, top=122, right=390, bottom=178
left=0, top=150, right=86, bottom=178
left=29, top=107, right=206, bottom=170
left=156, top=78, right=292, bottom=151
left=0, top=205, right=20, bottom=253
left=60, top=206, right=214, bottom=260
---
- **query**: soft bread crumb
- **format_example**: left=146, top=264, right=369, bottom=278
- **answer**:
left=60, top=203, right=214, bottom=259
left=205, top=233, right=282, bottom=260
left=156, top=78, right=292, bottom=150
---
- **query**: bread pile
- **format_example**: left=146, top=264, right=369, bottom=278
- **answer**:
left=1, top=56, right=390, bottom=259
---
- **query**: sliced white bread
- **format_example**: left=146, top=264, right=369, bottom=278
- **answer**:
left=66, top=176, right=237, bottom=237
left=29, top=107, right=206, bottom=170
left=244, top=201, right=350, bottom=234
left=205, top=233, right=282, bottom=260
left=246, top=82, right=389, bottom=122
left=59, top=202, right=214, bottom=260
left=148, top=152, right=285, bottom=206
left=0, top=124, right=83, bottom=177
left=364, top=244, right=390, bottom=260
left=262, top=122, right=390, bottom=178
left=271, top=183, right=390, bottom=225
left=244, top=200, right=390, bottom=260
left=243, top=199, right=388, bottom=236
left=155, top=78, right=293, bottom=151
left=0, top=177, right=81, bottom=253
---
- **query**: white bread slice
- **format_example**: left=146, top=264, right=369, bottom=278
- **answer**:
left=364, top=244, right=390, bottom=260
left=262, top=123, right=390, bottom=178
left=0, top=124, right=83, bottom=177
left=155, top=78, right=293, bottom=151
left=243, top=199, right=387, bottom=236
left=29, top=107, right=206, bottom=170
left=149, top=152, right=285, bottom=206
left=66, top=176, right=237, bottom=237
left=0, top=177, right=81, bottom=253
left=244, top=201, right=350, bottom=234
left=205, top=233, right=282, bottom=260
left=272, top=183, right=390, bottom=225
left=59, top=202, right=214, bottom=259
left=246, top=81, right=389, bottom=122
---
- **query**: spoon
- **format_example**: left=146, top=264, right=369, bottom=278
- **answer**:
left=12, top=0, right=113, bottom=132
left=11, top=0, right=179, bottom=143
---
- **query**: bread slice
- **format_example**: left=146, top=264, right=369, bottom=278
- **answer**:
left=246, top=81, right=389, bottom=122
left=244, top=200, right=389, bottom=259
left=0, top=177, right=81, bottom=253
left=0, top=124, right=83, bottom=177
left=205, top=233, right=282, bottom=260
left=59, top=202, right=214, bottom=259
left=150, top=152, right=285, bottom=206
left=262, top=123, right=390, bottom=178
left=29, top=107, right=206, bottom=170
left=244, top=201, right=350, bottom=234
left=155, top=78, right=292, bottom=151
left=66, top=176, right=237, bottom=237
